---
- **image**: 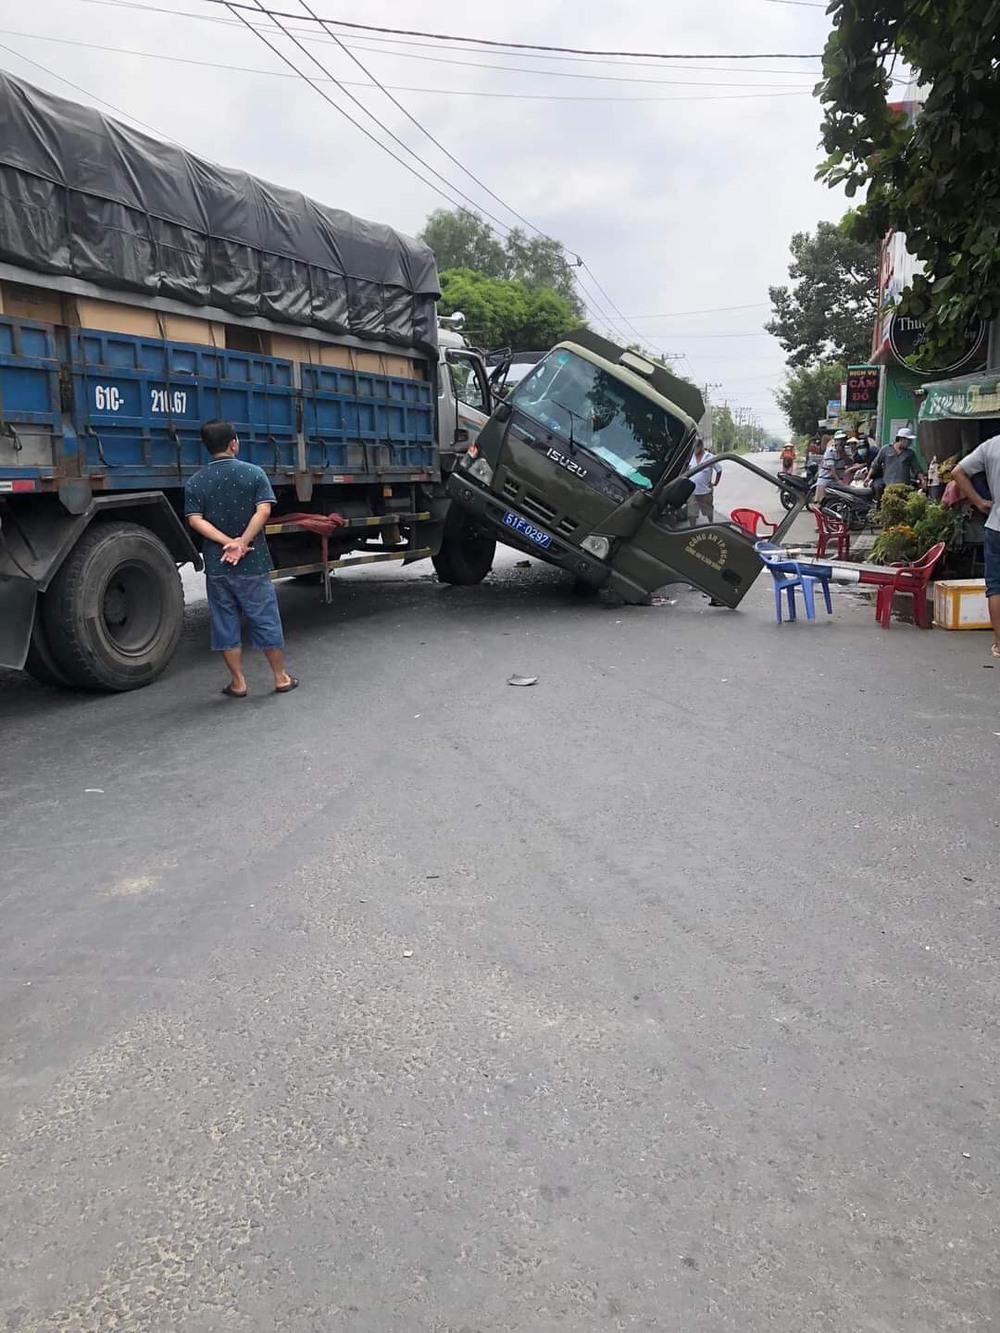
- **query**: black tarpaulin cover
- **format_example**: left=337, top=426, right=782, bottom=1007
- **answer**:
left=0, top=73, right=440, bottom=354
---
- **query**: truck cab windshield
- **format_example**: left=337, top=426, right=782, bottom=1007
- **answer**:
left=509, top=348, right=688, bottom=490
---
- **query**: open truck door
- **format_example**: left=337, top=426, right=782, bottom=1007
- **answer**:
left=605, top=455, right=808, bottom=607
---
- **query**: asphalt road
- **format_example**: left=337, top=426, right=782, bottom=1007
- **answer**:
left=2, top=456, right=999, bottom=1331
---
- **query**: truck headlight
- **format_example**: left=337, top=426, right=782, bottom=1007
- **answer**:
left=467, top=456, right=494, bottom=485
left=580, top=534, right=610, bottom=560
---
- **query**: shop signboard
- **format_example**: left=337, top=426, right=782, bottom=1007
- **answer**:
left=919, top=373, right=1000, bottom=421
left=888, top=312, right=987, bottom=374
left=845, top=365, right=880, bottom=413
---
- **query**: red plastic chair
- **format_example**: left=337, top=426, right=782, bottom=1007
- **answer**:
left=873, top=542, right=946, bottom=629
left=811, top=507, right=851, bottom=560
left=730, top=507, right=779, bottom=538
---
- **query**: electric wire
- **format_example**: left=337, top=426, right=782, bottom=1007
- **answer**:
left=198, top=1, right=824, bottom=60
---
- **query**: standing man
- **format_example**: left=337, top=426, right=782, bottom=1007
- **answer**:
left=779, top=441, right=797, bottom=474
left=687, top=437, right=723, bottom=525
left=185, top=419, right=298, bottom=697
left=952, top=438, right=1000, bottom=659
left=866, top=426, right=926, bottom=497
left=814, top=430, right=847, bottom=506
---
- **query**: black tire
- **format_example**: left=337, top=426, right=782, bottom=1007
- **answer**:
left=779, top=488, right=796, bottom=512
left=23, top=601, right=73, bottom=687
left=432, top=508, right=496, bottom=586
left=43, top=521, right=184, bottom=691
left=824, top=498, right=867, bottom=533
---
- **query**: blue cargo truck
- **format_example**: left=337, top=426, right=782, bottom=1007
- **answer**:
left=0, top=75, right=495, bottom=690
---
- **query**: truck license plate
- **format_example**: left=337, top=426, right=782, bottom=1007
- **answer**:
left=502, top=511, right=552, bottom=549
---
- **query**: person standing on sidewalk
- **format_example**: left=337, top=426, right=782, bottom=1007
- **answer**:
left=952, top=437, right=1000, bottom=659
left=814, top=430, right=847, bottom=506
left=866, top=427, right=926, bottom=497
left=687, top=438, right=723, bottom=525
left=185, top=419, right=299, bottom=697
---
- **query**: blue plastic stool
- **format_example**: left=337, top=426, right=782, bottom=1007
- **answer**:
left=756, top=543, right=833, bottom=624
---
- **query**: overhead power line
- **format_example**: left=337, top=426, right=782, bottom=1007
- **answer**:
left=0, top=33, right=816, bottom=99
left=83, top=0, right=825, bottom=75
left=230, top=2, right=674, bottom=354
left=294, top=0, right=547, bottom=237
left=0, top=37, right=186, bottom=144
left=296, top=40, right=819, bottom=87
left=199, top=0, right=823, bottom=59
left=606, top=302, right=771, bottom=319
left=224, top=0, right=516, bottom=232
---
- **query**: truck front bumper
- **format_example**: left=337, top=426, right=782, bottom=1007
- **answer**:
left=448, top=471, right=611, bottom=588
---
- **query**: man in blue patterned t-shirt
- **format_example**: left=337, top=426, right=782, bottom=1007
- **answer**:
left=185, top=419, right=298, bottom=697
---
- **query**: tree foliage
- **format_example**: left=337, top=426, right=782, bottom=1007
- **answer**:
left=817, top=1, right=1000, bottom=361
left=766, top=218, right=878, bottom=366
left=419, top=209, right=584, bottom=313
left=418, top=210, right=508, bottom=281
left=437, top=269, right=580, bottom=350
left=774, top=362, right=846, bottom=439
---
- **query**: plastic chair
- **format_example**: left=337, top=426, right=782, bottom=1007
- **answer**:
left=730, top=507, right=779, bottom=539
left=872, top=541, right=946, bottom=629
left=811, top=507, right=851, bottom=560
left=756, top=542, right=833, bottom=624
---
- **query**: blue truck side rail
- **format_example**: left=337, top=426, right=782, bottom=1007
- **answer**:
left=0, top=315, right=437, bottom=494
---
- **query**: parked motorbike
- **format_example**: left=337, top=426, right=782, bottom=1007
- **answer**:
left=818, top=481, right=878, bottom=532
left=779, top=460, right=818, bottom=511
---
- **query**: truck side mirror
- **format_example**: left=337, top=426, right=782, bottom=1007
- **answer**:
left=657, top=477, right=694, bottom=511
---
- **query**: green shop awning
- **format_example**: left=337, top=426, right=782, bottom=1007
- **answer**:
left=919, top=370, right=1000, bottom=421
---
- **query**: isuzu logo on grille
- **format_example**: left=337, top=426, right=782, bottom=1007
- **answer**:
left=546, top=447, right=588, bottom=478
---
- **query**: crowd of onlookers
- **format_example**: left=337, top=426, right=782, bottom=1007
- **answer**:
left=780, top=427, right=923, bottom=504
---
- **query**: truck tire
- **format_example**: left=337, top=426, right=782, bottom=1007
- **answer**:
left=42, top=521, right=184, bottom=691
left=24, top=603, right=74, bottom=688
left=433, top=509, right=496, bottom=586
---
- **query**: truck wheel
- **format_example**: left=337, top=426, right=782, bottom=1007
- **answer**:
left=433, top=509, right=496, bottom=586
left=43, top=521, right=184, bottom=691
left=24, top=602, right=73, bottom=687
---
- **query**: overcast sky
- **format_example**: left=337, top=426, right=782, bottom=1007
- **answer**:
left=1, top=0, right=854, bottom=434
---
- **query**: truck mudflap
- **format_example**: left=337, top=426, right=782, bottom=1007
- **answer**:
left=448, top=469, right=611, bottom=588
left=0, top=576, right=36, bottom=670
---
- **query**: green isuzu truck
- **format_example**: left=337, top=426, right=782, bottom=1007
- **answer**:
left=449, top=328, right=803, bottom=605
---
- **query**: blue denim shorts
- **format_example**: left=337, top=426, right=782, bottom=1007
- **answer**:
left=985, top=528, right=1000, bottom=598
left=206, top=573, right=284, bottom=651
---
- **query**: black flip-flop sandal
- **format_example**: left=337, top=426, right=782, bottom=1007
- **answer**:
left=275, top=676, right=300, bottom=694
left=221, top=683, right=249, bottom=698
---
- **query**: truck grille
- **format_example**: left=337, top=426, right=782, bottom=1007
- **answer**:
left=520, top=491, right=557, bottom=525
left=503, top=474, right=577, bottom=539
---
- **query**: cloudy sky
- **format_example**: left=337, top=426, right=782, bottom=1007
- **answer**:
left=1, top=0, right=855, bottom=434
